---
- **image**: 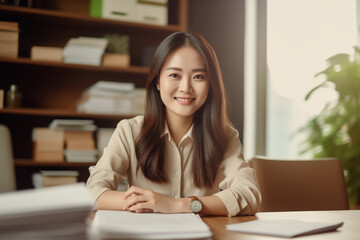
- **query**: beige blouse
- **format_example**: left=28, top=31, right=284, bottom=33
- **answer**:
left=86, top=116, right=261, bottom=216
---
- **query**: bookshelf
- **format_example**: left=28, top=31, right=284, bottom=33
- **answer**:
left=0, top=0, right=188, bottom=190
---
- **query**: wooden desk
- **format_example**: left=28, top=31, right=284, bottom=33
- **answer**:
left=202, top=210, right=360, bottom=240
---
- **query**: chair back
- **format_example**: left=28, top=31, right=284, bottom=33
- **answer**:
left=251, top=156, right=349, bottom=211
left=0, top=124, right=16, bottom=192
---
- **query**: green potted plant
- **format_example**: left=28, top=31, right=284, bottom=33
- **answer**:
left=299, top=46, right=360, bottom=208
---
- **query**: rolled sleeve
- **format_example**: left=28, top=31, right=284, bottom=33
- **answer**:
left=86, top=165, right=123, bottom=202
left=214, top=127, right=262, bottom=216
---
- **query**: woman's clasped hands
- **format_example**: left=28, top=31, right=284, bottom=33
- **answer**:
left=122, top=186, right=188, bottom=214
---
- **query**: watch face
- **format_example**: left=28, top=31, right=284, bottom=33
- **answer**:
left=190, top=200, right=202, bottom=213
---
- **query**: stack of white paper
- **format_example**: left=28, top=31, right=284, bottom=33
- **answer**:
left=63, top=37, right=108, bottom=66
left=0, top=183, right=93, bottom=240
left=91, top=210, right=212, bottom=239
left=77, top=81, right=146, bottom=115
left=49, top=119, right=97, bottom=131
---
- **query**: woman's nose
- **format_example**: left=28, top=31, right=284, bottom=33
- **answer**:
left=178, top=76, right=193, bottom=93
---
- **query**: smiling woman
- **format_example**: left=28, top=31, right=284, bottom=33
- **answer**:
left=156, top=46, right=209, bottom=137
left=86, top=32, right=261, bottom=217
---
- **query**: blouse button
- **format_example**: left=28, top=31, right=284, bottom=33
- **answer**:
left=175, top=170, right=180, bottom=176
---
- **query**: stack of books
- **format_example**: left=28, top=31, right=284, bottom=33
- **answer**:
left=77, top=81, right=146, bottom=115
left=0, top=21, right=19, bottom=58
left=49, top=119, right=98, bottom=162
left=30, top=46, right=63, bottom=62
left=49, top=119, right=97, bottom=131
left=32, top=128, right=64, bottom=162
left=32, top=170, right=79, bottom=188
left=64, top=131, right=97, bottom=163
left=63, top=37, right=108, bottom=66
left=0, top=183, right=93, bottom=240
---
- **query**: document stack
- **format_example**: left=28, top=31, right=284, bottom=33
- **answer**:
left=32, top=170, right=79, bottom=188
left=63, top=37, right=108, bottom=66
left=77, top=81, right=146, bottom=115
left=0, top=21, right=19, bottom=58
left=49, top=119, right=98, bottom=163
left=32, top=128, right=65, bottom=162
left=0, top=183, right=93, bottom=240
left=91, top=210, right=212, bottom=239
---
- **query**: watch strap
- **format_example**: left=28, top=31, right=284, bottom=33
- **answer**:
left=189, top=196, right=200, bottom=201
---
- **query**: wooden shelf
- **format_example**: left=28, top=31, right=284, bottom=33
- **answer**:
left=0, top=0, right=187, bottom=190
left=0, top=4, right=185, bottom=33
left=14, top=159, right=95, bottom=167
left=0, top=57, right=149, bottom=75
left=0, top=107, right=136, bottom=119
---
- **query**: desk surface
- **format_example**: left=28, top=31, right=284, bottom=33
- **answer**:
left=202, top=210, right=360, bottom=240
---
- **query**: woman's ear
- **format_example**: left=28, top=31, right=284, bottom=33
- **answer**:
left=156, top=81, right=160, bottom=90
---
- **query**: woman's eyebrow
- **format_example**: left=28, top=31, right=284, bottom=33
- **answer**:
left=192, top=68, right=207, bottom=73
left=166, top=67, right=182, bottom=71
left=165, top=67, right=207, bottom=72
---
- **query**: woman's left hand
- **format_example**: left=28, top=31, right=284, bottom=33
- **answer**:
left=122, top=186, right=187, bottom=213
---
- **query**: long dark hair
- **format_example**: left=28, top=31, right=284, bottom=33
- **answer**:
left=135, top=32, right=230, bottom=188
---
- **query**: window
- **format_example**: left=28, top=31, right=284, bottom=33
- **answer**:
left=266, top=0, right=357, bottom=158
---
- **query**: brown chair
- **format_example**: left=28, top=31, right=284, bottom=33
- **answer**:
left=250, top=156, right=349, bottom=212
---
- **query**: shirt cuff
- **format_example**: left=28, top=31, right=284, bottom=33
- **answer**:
left=214, top=189, right=240, bottom=217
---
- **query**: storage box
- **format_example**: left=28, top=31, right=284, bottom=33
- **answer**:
left=102, top=53, right=130, bottom=67
left=102, top=0, right=137, bottom=22
left=136, top=0, right=168, bottom=26
left=31, top=46, right=63, bottom=62
left=102, top=0, right=168, bottom=26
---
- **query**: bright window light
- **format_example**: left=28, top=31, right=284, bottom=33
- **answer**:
left=266, top=0, right=357, bottom=158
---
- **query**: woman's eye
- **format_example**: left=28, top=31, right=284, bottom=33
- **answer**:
left=194, top=74, right=204, bottom=80
left=169, top=73, right=179, bottom=78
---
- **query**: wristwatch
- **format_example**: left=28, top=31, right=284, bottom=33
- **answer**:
left=189, top=196, right=202, bottom=213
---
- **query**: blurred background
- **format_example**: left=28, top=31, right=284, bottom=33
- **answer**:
left=0, top=0, right=359, bottom=202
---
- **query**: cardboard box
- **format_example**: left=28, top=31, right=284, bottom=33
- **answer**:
left=102, top=53, right=130, bottom=67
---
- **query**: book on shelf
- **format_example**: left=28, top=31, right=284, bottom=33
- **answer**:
left=30, top=46, right=63, bottom=62
left=64, top=149, right=98, bottom=163
left=63, top=129, right=98, bottom=163
left=65, top=131, right=95, bottom=150
left=32, top=128, right=65, bottom=162
left=77, top=81, right=146, bottom=115
left=0, top=29, right=19, bottom=42
left=0, top=21, right=19, bottom=58
left=0, top=89, right=3, bottom=109
left=49, top=119, right=97, bottom=131
left=86, top=81, right=135, bottom=95
left=32, top=170, right=79, bottom=188
left=0, top=183, right=93, bottom=239
left=0, top=21, right=19, bottom=32
left=63, top=36, right=108, bottom=66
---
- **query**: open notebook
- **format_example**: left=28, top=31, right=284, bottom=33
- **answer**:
left=91, top=210, right=212, bottom=239
left=226, top=219, right=343, bottom=238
